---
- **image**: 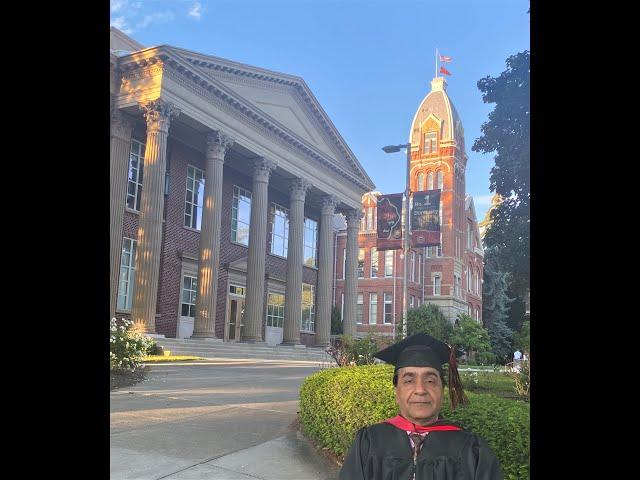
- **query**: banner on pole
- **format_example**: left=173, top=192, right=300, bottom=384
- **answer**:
left=411, top=190, right=441, bottom=247
left=376, top=193, right=403, bottom=250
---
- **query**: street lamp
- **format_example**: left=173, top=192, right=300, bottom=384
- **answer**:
left=382, top=143, right=412, bottom=340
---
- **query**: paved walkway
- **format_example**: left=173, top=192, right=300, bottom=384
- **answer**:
left=111, top=360, right=340, bottom=479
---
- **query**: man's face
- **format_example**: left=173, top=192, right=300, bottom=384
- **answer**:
left=395, top=366, right=443, bottom=426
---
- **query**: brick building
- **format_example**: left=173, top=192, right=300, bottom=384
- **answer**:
left=333, top=76, right=484, bottom=334
left=110, top=28, right=375, bottom=346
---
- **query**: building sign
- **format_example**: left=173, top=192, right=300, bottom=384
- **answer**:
left=376, top=193, right=403, bottom=250
left=411, top=190, right=441, bottom=247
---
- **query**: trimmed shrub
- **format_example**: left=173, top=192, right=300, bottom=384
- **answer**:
left=299, top=364, right=529, bottom=479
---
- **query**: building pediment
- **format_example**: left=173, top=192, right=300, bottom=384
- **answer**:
left=165, top=47, right=374, bottom=190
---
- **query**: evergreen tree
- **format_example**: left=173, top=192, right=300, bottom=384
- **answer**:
left=482, top=246, right=514, bottom=328
left=487, top=319, right=514, bottom=364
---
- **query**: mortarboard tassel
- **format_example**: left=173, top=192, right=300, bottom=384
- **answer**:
left=448, top=345, right=468, bottom=410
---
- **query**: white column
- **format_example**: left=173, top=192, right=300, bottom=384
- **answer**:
left=315, top=195, right=339, bottom=346
left=130, top=99, right=180, bottom=334
left=243, top=157, right=277, bottom=342
left=343, top=209, right=362, bottom=336
left=110, top=107, right=133, bottom=319
left=282, top=178, right=311, bottom=345
left=192, top=131, right=235, bottom=339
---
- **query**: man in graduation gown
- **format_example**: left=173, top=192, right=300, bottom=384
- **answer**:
left=339, top=333, right=503, bottom=480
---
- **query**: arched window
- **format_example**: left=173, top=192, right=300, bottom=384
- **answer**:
left=476, top=268, right=481, bottom=294
left=475, top=307, right=480, bottom=322
left=467, top=265, right=472, bottom=292
left=417, top=172, right=424, bottom=191
left=437, top=171, right=444, bottom=190
left=427, top=172, right=434, bottom=190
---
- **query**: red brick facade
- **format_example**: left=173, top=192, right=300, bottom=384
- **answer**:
left=116, top=133, right=320, bottom=345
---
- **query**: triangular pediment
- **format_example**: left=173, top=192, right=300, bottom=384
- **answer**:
left=167, top=47, right=373, bottom=189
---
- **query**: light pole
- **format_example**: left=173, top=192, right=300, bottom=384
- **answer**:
left=382, top=143, right=412, bottom=340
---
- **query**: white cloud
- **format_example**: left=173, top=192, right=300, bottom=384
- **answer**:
left=188, top=2, right=202, bottom=20
left=137, top=10, right=175, bottom=29
left=110, top=0, right=127, bottom=14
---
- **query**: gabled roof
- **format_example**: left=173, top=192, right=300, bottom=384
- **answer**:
left=161, top=46, right=375, bottom=191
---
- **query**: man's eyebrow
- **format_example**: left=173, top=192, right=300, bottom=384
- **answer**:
left=400, top=371, right=416, bottom=378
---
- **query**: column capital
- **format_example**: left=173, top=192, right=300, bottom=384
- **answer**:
left=139, top=99, right=181, bottom=133
left=345, top=209, right=363, bottom=228
left=320, top=195, right=339, bottom=215
left=110, top=107, right=133, bottom=141
left=206, top=130, right=235, bottom=161
left=253, top=157, right=277, bottom=183
left=289, top=178, right=311, bottom=202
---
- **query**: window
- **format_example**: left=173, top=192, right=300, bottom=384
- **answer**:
left=467, top=222, right=473, bottom=248
left=266, top=292, right=285, bottom=328
left=410, top=251, right=415, bottom=282
left=417, top=254, right=422, bottom=284
left=229, top=285, right=245, bottom=296
left=384, top=293, right=393, bottom=323
left=184, top=165, right=205, bottom=230
left=427, top=172, right=434, bottom=190
left=343, top=247, right=346, bottom=279
left=366, top=207, right=374, bottom=230
left=304, top=218, right=318, bottom=267
left=301, top=284, right=315, bottom=332
left=417, top=173, right=424, bottom=191
left=358, top=248, right=365, bottom=278
left=454, top=275, right=460, bottom=298
left=437, top=171, right=444, bottom=190
left=370, top=247, right=378, bottom=278
left=433, top=275, right=441, bottom=296
left=410, top=295, right=415, bottom=309
left=232, top=186, right=252, bottom=245
left=369, top=292, right=377, bottom=324
left=423, top=131, right=437, bottom=153
left=477, top=269, right=481, bottom=295
left=181, top=274, right=198, bottom=317
left=341, top=293, right=344, bottom=318
left=385, top=250, right=393, bottom=277
left=467, top=266, right=472, bottom=292
left=475, top=307, right=480, bottom=322
left=126, top=139, right=145, bottom=211
left=357, top=293, right=364, bottom=324
left=270, top=203, right=289, bottom=257
left=117, top=238, right=137, bottom=311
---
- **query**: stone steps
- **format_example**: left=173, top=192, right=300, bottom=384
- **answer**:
left=152, top=338, right=334, bottom=363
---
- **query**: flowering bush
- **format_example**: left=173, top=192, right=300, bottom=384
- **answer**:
left=110, top=317, right=156, bottom=371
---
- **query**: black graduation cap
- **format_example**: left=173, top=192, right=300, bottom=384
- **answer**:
left=374, top=333, right=468, bottom=409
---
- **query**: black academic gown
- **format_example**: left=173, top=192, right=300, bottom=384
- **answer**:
left=339, top=422, right=503, bottom=480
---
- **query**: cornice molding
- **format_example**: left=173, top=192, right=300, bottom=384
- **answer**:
left=118, top=49, right=372, bottom=191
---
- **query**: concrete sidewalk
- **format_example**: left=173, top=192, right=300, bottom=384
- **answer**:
left=111, top=360, right=340, bottom=479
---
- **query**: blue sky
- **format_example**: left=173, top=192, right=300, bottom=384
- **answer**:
left=111, top=0, right=529, bottom=222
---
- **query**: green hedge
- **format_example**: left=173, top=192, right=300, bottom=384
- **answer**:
left=299, top=365, right=529, bottom=480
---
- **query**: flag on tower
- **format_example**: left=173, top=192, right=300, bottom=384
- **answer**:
left=439, top=66, right=452, bottom=76
left=439, top=54, right=452, bottom=63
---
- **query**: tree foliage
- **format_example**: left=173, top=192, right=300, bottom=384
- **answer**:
left=473, top=50, right=530, bottom=299
left=450, top=314, right=491, bottom=354
left=401, top=303, right=453, bottom=342
left=487, top=319, right=514, bottom=364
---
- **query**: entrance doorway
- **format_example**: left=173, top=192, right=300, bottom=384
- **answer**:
left=226, top=297, right=245, bottom=341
